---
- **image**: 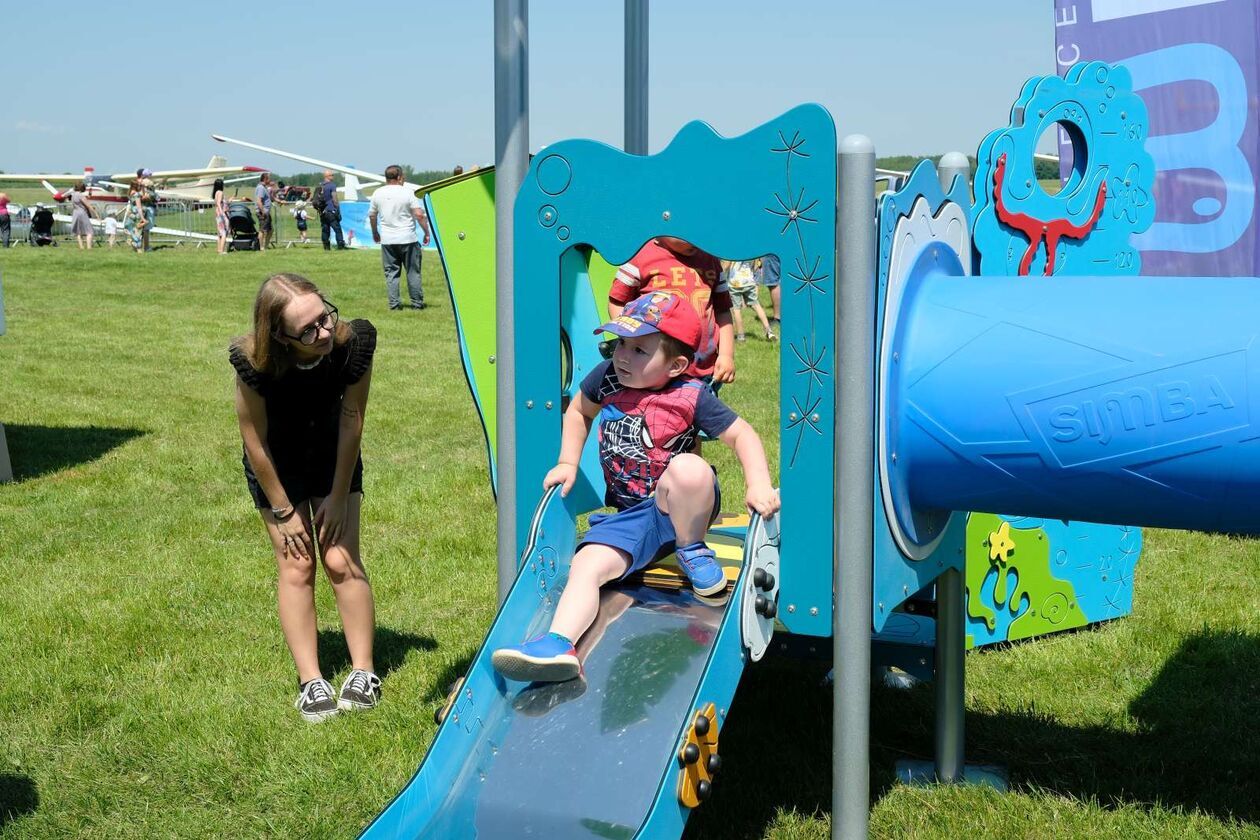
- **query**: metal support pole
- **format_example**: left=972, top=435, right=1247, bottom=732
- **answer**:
left=934, top=567, right=965, bottom=782
left=934, top=148, right=970, bottom=785
left=834, top=135, right=876, bottom=840
left=624, top=0, right=649, bottom=154
left=494, top=0, right=529, bottom=604
left=937, top=151, right=970, bottom=197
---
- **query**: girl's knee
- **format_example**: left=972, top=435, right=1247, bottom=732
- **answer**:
left=322, top=547, right=365, bottom=584
left=277, top=553, right=316, bottom=586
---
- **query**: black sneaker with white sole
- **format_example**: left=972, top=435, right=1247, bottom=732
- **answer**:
left=295, top=678, right=339, bottom=723
left=338, top=669, right=381, bottom=711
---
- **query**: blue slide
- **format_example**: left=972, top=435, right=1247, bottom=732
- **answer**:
left=361, top=488, right=776, bottom=839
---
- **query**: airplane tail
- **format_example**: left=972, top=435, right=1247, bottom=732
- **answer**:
left=206, top=155, right=227, bottom=170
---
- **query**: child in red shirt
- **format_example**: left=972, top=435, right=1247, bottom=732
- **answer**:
left=608, top=237, right=736, bottom=383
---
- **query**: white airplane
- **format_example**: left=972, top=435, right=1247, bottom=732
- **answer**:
left=211, top=134, right=402, bottom=200
left=1, top=157, right=265, bottom=204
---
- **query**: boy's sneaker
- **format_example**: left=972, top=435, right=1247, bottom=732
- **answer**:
left=676, top=542, right=726, bottom=596
left=492, top=633, right=580, bottom=683
left=736, top=333, right=747, bottom=342
left=765, top=331, right=778, bottom=342
left=337, top=669, right=382, bottom=711
left=295, top=678, right=339, bottom=723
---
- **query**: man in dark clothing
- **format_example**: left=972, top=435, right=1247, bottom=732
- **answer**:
left=319, top=170, right=346, bottom=251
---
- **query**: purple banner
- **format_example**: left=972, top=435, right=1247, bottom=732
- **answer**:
left=1054, top=0, right=1260, bottom=276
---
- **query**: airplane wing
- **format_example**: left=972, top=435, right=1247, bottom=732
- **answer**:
left=211, top=133, right=394, bottom=189
left=108, top=165, right=265, bottom=181
left=0, top=173, right=84, bottom=183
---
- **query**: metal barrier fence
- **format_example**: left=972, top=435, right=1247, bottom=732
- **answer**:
left=0, top=193, right=323, bottom=249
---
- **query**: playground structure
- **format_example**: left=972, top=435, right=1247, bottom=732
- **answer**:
left=351, top=57, right=1260, bottom=839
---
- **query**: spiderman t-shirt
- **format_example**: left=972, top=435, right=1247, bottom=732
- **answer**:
left=581, top=359, right=738, bottom=510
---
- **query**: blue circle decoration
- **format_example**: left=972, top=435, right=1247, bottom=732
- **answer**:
left=536, top=155, right=573, bottom=196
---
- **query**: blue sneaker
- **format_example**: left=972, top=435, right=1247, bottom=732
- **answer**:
left=491, top=633, right=580, bottom=683
left=676, top=542, right=726, bottom=596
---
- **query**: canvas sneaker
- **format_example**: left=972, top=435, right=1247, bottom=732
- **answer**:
left=676, top=542, right=726, bottom=596
left=491, top=633, right=580, bottom=683
left=337, top=669, right=382, bottom=711
left=295, top=678, right=339, bottom=723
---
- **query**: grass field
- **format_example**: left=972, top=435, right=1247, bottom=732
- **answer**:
left=0, top=247, right=1257, bottom=839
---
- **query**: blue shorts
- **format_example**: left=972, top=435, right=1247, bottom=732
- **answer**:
left=579, top=474, right=722, bottom=578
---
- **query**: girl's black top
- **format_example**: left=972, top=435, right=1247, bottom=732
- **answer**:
left=229, top=319, right=376, bottom=478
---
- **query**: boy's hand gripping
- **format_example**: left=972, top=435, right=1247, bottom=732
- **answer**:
left=543, top=462, right=579, bottom=497
left=745, top=483, right=780, bottom=518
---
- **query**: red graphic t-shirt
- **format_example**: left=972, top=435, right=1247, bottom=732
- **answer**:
left=609, top=240, right=731, bottom=377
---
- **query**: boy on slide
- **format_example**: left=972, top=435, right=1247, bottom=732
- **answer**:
left=492, top=291, right=779, bottom=683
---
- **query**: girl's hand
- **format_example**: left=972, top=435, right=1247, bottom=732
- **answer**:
left=745, top=483, right=780, bottom=518
left=277, top=513, right=314, bottom=561
left=543, top=463, right=578, bottom=497
left=313, top=494, right=348, bottom=548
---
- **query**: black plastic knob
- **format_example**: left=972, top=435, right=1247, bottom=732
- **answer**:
left=763, top=599, right=778, bottom=619
left=696, top=779, right=712, bottom=801
left=707, top=753, right=722, bottom=774
left=694, top=713, right=711, bottom=737
left=682, top=743, right=700, bottom=764
left=762, top=572, right=776, bottom=591
left=755, top=595, right=767, bottom=615
left=753, top=568, right=767, bottom=589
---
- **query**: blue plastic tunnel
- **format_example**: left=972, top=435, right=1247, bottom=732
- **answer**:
left=883, top=242, right=1260, bottom=549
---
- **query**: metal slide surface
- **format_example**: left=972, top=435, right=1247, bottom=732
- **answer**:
left=361, top=488, right=754, bottom=839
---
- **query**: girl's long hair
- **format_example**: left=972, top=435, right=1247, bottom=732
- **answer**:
left=212, top=178, right=225, bottom=197
left=232, top=273, right=352, bottom=377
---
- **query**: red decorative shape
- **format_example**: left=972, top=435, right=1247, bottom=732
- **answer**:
left=992, top=153, right=1107, bottom=276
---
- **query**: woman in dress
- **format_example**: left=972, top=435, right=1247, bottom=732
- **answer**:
left=230, top=273, right=381, bottom=722
left=67, top=181, right=96, bottom=249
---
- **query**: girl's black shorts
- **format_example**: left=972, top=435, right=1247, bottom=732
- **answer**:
left=243, top=454, right=364, bottom=510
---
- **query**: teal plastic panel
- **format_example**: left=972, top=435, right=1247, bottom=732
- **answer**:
left=513, top=105, right=838, bottom=637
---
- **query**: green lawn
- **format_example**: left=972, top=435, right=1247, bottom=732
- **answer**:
left=0, top=247, right=1257, bottom=839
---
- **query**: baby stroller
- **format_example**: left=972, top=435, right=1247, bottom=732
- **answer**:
left=227, top=201, right=260, bottom=252
left=29, top=206, right=56, bottom=247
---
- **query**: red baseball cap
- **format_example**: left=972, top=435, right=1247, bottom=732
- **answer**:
left=595, top=292, right=703, bottom=351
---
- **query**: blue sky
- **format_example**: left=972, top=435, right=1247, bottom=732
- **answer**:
left=1, top=2, right=1055, bottom=175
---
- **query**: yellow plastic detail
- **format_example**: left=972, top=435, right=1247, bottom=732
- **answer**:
left=677, top=703, right=719, bottom=808
left=988, top=520, right=1015, bottom=563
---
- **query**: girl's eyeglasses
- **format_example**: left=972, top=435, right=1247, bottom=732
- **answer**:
left=278, top=301, right=339, bottom=345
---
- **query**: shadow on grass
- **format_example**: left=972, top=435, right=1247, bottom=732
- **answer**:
left=422, top=650, right=480, bottom=704
left=684, top=630, right=1259, bottom=838
left=0, top=773, right=38, bottom=826
left=316, top=626, right=437, bottom=679
left=3, top=424, right=144, bottom=481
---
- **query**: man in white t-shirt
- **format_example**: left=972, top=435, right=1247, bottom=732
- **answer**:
left=368, top=165, right=432, bottom=310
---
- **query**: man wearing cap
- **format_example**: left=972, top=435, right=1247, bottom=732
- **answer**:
left=490, top=291, right=780, bottom=684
